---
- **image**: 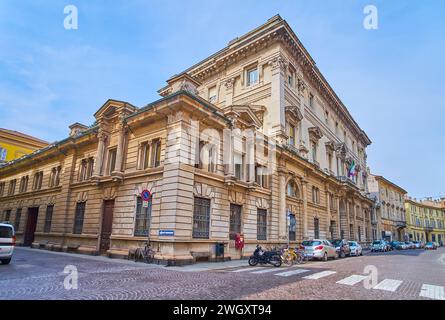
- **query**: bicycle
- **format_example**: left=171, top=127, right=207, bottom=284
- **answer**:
left=281, top=247, right=307, bottom=265
left=134, top=241, right=155, bottom=263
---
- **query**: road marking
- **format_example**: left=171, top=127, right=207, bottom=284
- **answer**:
left=419, top=284, right=445, bottom=300
left=372, top=279, right=403, bottom=292
left=303, top=270, right=337, bottom=280
left=336, top=275, right=368, bottom=286
left=275, top=269, right=310, bottom=277
left=251, top=267, right=289, bottom=274
left=231, top=267, right=264, bottom=273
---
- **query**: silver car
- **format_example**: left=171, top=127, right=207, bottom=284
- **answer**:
left=301, top=239, right=338, bottom=261
left=348, top=241, right=363, bottom=256
left=0, top=223, right=15, bottom=265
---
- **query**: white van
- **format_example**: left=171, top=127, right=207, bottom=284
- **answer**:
left=0, top=223, right=15, bottom=265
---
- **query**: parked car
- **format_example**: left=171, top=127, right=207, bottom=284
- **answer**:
left=330, top=239, right=351, bottom=258
left=397, top=242, right=408, bottom=250
left=389, top=241, right=399, bottom=250
left=412, top=241, right=422, bottom=249
left=405, top=241, right=415, bottom=249
left=348, top=241, right=363, bottom=256
left=301, top=239, right=338, bottom=261
left=0, top=223, right=15, bottom=265
left=425, top=242, right=437, bottom=250
left=370, top=240, right=388, bottom=252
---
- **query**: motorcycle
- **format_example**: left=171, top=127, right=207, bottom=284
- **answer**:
left=248, top=245, right=282, bottom=267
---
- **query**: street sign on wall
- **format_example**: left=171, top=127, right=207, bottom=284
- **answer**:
left=159, top=230, right=174, bottom=236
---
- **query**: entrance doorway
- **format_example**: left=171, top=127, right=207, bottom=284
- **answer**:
left=24, top=207, right=39, bottom=246
left=99, top=200, right=114, bottom=254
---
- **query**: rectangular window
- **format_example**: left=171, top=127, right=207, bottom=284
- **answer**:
left=289, top=214, right=296, bottom=241
left=8, top=179, right=16, bottom=195
left=234, top=153, right=244, bottom=180
left=193, top=197, right=210, bottom=239
left=108, top=148, right=117, bottom=175
left=142, top=143, right=151, bottom=169
left=314, top=218, right=320, bottom=239
left=247, top=68, right=258, bottom=86
left=73, top=202, right=86, bottom=234
left=208, top=86, right=217, bottom=103
left=4, top=210, right=11, bottom=222
left=44, top=205, right=54, bottom=233
left=288, top=74, right=294, bottom=87
left=288, top=123, right=295, bottom=146
left=312, top=187, right=320, bottom=204
left=79, top=159, right=87, bottom=181
left=19, top=176, right=28, bottom=193
left=229, top=204, right=242, bottom=240
left=257, top=209, right=267, bottom=240
left=0, top=182, right=5, bottom=196
left=33, top=172, right=43, bottom=190
left=0, top=147, right=7, bottom=161
left=255, top=165, right=268, bottom=188
left=309, top=93, right=314, bottom=108
left=14, top=208, right=22, bottom=231
left=86, top=158, right=94, bottom=179
left=134, top=197, right=152, bottom=236
left=151, top=139, right=161, bottom=167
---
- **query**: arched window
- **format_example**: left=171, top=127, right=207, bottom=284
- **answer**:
left=286, top=180, right=300, bottom=198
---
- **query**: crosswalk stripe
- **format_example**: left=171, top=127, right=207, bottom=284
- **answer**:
left=336, top=275, right=368, bottom=286
left=303, top=270, right=337, bottom=280
left=231, top=267, right=263, bottom=273
left=419, top=284, right=445, bottom=300
left=275, top=269, right=310, bottom=277
left=372, top=279, right=403, bottom=292
left=251, top=267, right=289, bottom=274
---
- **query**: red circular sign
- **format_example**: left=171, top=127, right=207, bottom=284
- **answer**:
left=141, top=189, right=151, bottom=202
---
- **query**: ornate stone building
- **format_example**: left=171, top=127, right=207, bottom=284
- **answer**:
left=405, top=197, right=445, bottom=244
left=0, top=15, right=373, bottom=264
left=367, top=174, right=407, bottom=241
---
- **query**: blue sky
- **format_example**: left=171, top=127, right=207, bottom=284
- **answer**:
left=0, top=0, right=444, bottom=198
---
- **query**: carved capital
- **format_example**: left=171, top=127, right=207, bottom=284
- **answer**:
left=223, top=77, right=236, bottom=91
left=269, top=56, right=288, bottom=73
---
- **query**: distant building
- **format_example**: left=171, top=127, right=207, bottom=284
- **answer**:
left=405, top=197, right=445, bottom=244
left=0, top=128, right=49, bottom=164
left=367, top=174, right=408, bottom=241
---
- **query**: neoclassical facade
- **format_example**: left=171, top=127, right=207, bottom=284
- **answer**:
left=367, top=174, right=407, bottom=241
left=405, top=197, right=445, bottom=244
left=0, top=15, right=374, bottom=264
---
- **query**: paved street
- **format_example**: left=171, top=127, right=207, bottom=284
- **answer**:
left=0, top=247, right=444, bottom=300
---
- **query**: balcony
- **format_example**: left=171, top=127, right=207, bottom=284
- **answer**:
left=395, top=221, right=407, bottom=229
left=425, top=226, right=434, bottom=232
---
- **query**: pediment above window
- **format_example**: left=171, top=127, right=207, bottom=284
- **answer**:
left=285, top=105, right=303, bottom=122
left=223, top=105, right=265, bottom=129
left=94, top=99, right=138, bottom=121
left=308, top=126, right=323, bottom=141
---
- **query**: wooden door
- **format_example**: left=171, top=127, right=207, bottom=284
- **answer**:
left=24, top=207, right=39, bottom=246
left=99, top=200, right=114, bottom=254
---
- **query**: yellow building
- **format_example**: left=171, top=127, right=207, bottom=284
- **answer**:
left=405, top=197, right=445, bottom=244
left=0, top=128, right=49, bottom=164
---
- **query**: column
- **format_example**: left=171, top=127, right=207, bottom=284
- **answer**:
left=302, top=180, right=308, bottom=239
left=112, top=124, right=125, bottom=174
left=336, top=196, right=341, bottom=238
left=278, top=171, right=286, bottom=240
left=223, top=128, right=234, bottom=176
left=246, top=129, right=255, bottom=184
left=326, top=190, right=331, bottom=238
left=93, top=131, right=106, bottom=177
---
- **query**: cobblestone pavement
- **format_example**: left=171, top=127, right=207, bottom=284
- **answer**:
left=0, top=247, right=444, bottom=300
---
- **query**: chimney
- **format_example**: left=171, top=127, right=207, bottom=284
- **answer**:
left=69, top=123, right=89, bottom=137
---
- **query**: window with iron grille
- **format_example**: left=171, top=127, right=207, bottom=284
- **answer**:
left=289, top=213, right=296, bottom=241
left=257, top=209, right=267, bottom=240
left=134, top=197, right=152, bottom=236
left=14, top=208, right=21, bottom=231
left=193, top=197, right=210, bottom=239
left=314, top=218, right=320, bottom=239
left=73, top=202, right=86, bottom=234
left=230, top=204, right=242, bottom=240
left=44, top=205, right=54, bottom=233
